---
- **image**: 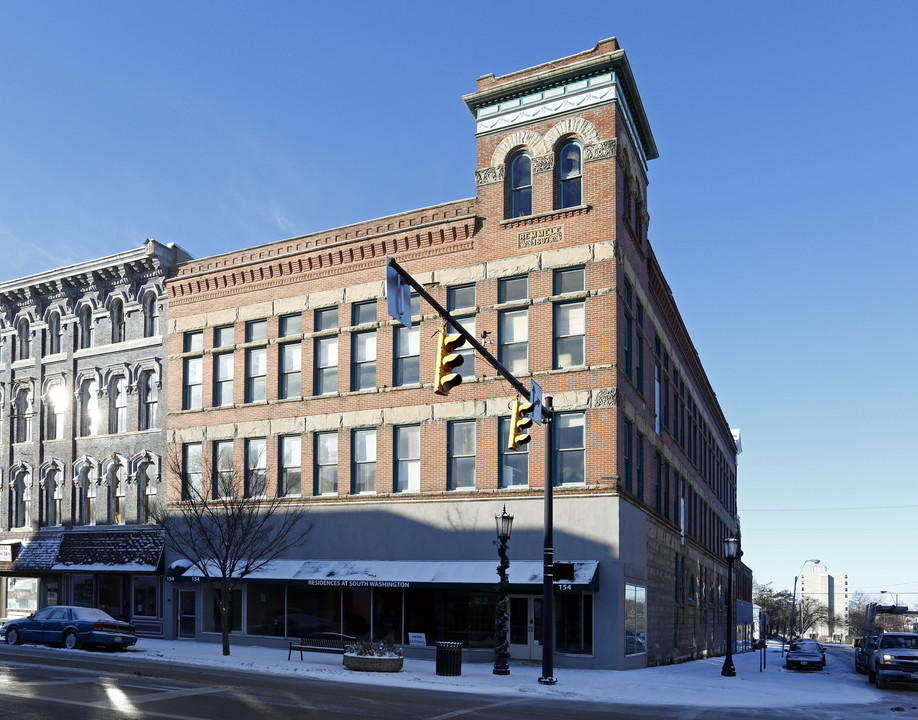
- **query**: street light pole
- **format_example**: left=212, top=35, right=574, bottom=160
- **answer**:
left=722, top=537, right=739, bottom=677
left=493, top=506, right=514, bottom=675
left=790, top=558, right=820, bottom=640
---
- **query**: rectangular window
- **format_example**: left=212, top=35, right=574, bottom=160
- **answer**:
left=448, top=420, right=476, bottom=490
left=554, top=301, right=585, bottom=368
left=315, top=432, right=338, bottom=495
left=394, top=325, right=420, bottom=386
left=314, top=307, right=337, bottom=332
left=279, top=435, right=301, bottom=497
left=245, top=347, right=267, bottom=403
left=622, top=419, right=632, bottom=493
left=556, top=593, right=593, bottom=655
left=280, top=313, right=302, bottom=337
left=352, top=429, right=376, bottom=494
left=394, top=425, right=420, bottom=493
left=213, top=352, right=234, bottom=407
left=214, top=325, right=234, bottom=348
left=245, top=438, right=266, bottom=498
left=183, top=443, right=202, bottom=500
left=448, top=285, right=476, bottom=378
left=555, top=412, right=585, bottom=486
left=554, top=266, right=585, bottom=295
left=315, top=336, right=338, bottom=395
left=499, top=276, right=528, bottom=303
left=654, top=364, right=662, bottom=434
left=636, top=332, right=644, bottom=394
left=499, top=416, right=528, bottom=488
left=352, top=300, right=376, bottom=326
left=624, top=313, right=632, bottom=379
left=183, top=357, right=202, bottom=410
left=279, top=342, right=302, bottom=398
left=246, top=319, right=267, bottom=343
left=499, top=309, right=528, bottom=374
left=213, top=440, right=234, bottom=499
left=625, top=584, right=647, bottom=655
left=352, top=331, right=376, bottom=390
left=184, top=331, right=203, bottom=353
left=655, top=452, right=662, bottom=513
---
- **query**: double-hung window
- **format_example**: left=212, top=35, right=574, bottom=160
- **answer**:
left=183, top=443, right=203, bottom=501
left=213, top=441, right=234, bottom=499
left=499, top=277, right=528, bottom=375
left=315, top=432, right=338, bottom=495
left=245, top=437, right=266, bottom=498
left=554, top=412, right=585, bottom=486
left=139, top=372, right=158, bottom=430
left=351, top=301, right=377, bottom=391
left=508, top=152, right=532, bottom=218
left=279, top=435, right=301, bottom=497
left=213, top=325, right=234, bottom=407
left=557, top=139, right=582, bottom=208
left=279, top=315, right=302, bottom=399
left=352, top=429, right=376, bottom=493
left=245, top=321, right=267, bottom=403
left=448, top=420, right=476, bottom=490
left=499, top=416, right=528, bottom=488
left=394, top=425, right=420, bottom=493
left=110, top=377, right=127, bottom=433
left=394, top=323, right=420, bottom=386
left=447, top=285, right=475, bottom=378
left=554, top=267, right=585, bottom=369
left=183, top=331, right=203, bottom=410
left=314, top=307, right=338, bottom=396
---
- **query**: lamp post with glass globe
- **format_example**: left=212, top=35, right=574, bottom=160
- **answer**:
left=493, top=506, right=514, bottom=675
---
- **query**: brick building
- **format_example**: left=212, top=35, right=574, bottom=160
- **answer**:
left=0, top=239, right=190, bottom=637
left=164, top=38, right=743, bottom=670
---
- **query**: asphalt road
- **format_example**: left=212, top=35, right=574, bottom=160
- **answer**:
left=1, top=644, right=917, bottom=720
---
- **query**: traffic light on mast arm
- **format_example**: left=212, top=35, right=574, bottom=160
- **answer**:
left=508, top=396, right=534, bottom=450
left=434, top=325, right=466, bottom=396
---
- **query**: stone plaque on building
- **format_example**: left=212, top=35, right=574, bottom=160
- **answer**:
left=518, top=225, right=563, bottom=249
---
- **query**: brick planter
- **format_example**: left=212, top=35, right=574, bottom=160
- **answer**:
left=342, top=653, right=404, bottom=673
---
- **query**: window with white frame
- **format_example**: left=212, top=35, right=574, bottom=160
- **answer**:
left=110, top=377, right=127, bottom=434
left=447, top=285, right=475, bottom=378
left=213, top=352, right=234, bottom=406
left=279, top=342, right=301, bottom=399
left=315, top=336, right=338, bottom=395
left=183, top=331, right=203, bottom=410
left=394, top=324, right=419, bottom=386
left=279, top=435, right=301, bottom=497
left=394, top=425, right=420, bottom=493
left=280, top=313, right=302, bottom=337
left=554, top=301, right=585, bottom=368
left=448, top=420, right=476, bottom=490
left=245, top=319, right=267, bottom=343
left=213, top=440, right=234, bottom=499
left=554, top=412, right=585, bottom=486
left=352, top=429, right=376, bottom=494
left=352, top=331, right=376, bottom=391
left=182, top=443, right=202, bottom=501
left=139, top=371, right=158, bottom=430
left=245, top=437, right=266, bottom=498
left=499, top=277, right=528, bottom=374
left=245, top=347, right=267, bottom=403
left=499, top=416, right=528, bottom=488
left=315, top=431, right=338, bottom=495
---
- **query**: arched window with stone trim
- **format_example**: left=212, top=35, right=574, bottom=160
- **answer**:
left=508, top=151, right=532, bottom=218
left=110, top=459, right=127, bottom=524
left=48, top=311, right=62, bottom=355
left=142, top=291, right=159, bottom=338
left=110, top=376, right=127, bottom=434
left=79, top=304, right=94, bottom=349
left=73, top=459, right=99, bottom=526
left=111, top=298, right=125, bottom=343
left=44, top=466, right=64, bottom=526
left=13, top=386, right=33, bottom=443
left=79, top=378, right=100, bottom=436
left=133, top=452, right=159, bottom=524
left=557, top=139, right=583, bottom=209
left=46, top=381, right=67, bottom=440
left=16, top=318, right=31, bottom=361
left=10, top=468, right=31, bottom=529
left=139, top=370, right=158, bottom=431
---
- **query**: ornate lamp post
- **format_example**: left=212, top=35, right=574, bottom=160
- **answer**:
left=493, top=505, right=514, bottom=675
left=721, top=537, right=740, bottom=677
left=790, top=558, right=820, bottom=640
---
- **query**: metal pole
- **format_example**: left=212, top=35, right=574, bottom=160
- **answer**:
left=539, top=396, right=556, bottom=685
left=721, top=556, right=736, bottom=676
left=493, top=536, right=510, bottom=675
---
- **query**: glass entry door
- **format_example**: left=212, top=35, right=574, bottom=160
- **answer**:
left=509, top=595, right=543, bottom=661
left=178, top=590, right=196, bottom=639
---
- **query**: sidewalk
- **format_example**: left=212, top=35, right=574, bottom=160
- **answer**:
left=118, top=640, right=892, bottom=708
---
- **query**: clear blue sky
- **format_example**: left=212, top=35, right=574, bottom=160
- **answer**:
left=2, top=1, right=916, bottom=604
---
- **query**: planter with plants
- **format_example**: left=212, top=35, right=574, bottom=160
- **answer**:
left=342, top=635, right=404, bottom=672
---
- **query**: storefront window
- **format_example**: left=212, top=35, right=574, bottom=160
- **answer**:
left=73, top=575, right=95, bottom=608
left=556, top=593, right=593, bottom=655
left=133, top=576, right=158, bottom=618
left=204, top=586, right=242, bottom=634
left=287, top=585, right=339, bottom=636
left=343, top=588, right=372, bottom=638
left=625, top=583, right=647, bottom=655
left=246, top=584, right=286, bottom=636
left=372, top=588, right=403, bottom=643
left=6, top=577, right=38, bottom=615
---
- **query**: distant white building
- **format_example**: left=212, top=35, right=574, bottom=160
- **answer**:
left=800, top=565, right=848, bottom=641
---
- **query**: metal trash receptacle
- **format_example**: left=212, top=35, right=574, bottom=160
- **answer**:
left=435, top=641, right=462, bottom=676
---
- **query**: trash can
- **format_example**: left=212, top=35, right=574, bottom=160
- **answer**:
left=435, top=641, right=462, bottom=676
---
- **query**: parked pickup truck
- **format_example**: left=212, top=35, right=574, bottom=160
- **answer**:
left=868, top=633, right=918, bottom=689
left=854, top=602, right=918, bottom=684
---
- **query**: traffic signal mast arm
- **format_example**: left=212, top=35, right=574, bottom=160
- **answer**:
left=386, top=257, right=550, bottom=417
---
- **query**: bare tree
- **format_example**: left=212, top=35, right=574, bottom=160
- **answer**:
left=149, top=446, right=311, bottom=656
left=797, top=595, right=829, bottom=637
left=753, top=582, right=793, bottom=637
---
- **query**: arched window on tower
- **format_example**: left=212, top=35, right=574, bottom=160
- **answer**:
left=508, top=152, right=532, bottom=218
left=557, top=139, right=582, bottom=209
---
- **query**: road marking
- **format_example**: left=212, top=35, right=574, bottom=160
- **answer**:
left=428, top=698, right=524, bottom=719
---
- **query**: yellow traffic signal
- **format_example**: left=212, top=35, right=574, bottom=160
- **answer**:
left=508, top=396, right=534, bottom=450
left=434, top=325, right=466, bottom=396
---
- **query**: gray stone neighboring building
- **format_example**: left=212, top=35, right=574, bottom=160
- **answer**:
left=0, top=239, right=190, bottom=637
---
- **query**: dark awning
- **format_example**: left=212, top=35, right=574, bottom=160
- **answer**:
left=52, top=529, right=164, bottom=573
left=176, top=559, right=599, bottom=592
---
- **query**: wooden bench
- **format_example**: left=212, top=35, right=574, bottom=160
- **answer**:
left=288, top=632, right=356, bottom=660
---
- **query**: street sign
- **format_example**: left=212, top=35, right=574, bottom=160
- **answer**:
left=386, top=260, right=411, bottom=327
left=530, top=379, right=544, bottom=425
